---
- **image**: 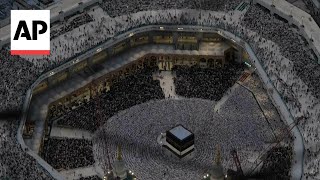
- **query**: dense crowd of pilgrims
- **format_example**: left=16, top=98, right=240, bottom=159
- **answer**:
left=43, top=138, right=94, bottom=170
left=100, top=0, right=242, bottom=18
left=0, top=0, right=11, bottom=20
left=44, top=60, right=291, bottom=179
left=51, top=63, right=164, bottom=132
left=51, top=13, right=94, bottom=40
left=173, top=63, right=244, bottom=100
left=0, top=0, right=319, bottom=179
left=0, top=120, right=53, bottom=179
left=241, top=73, right=288, bottom=136
left=91, top=88, right=290, bottom=179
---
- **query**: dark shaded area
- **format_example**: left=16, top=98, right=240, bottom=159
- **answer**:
left=79, top=175, right=102, bottom=180
left=0, top=0, right=12, bottom=20
left=0, top=110, right=21, bottom=119
left=0, top=118, right=54, bottom=180
left=251, top=146, right=293, bottom=180
left=303, top=0, right=320, bottom=26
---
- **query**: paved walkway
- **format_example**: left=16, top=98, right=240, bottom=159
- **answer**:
left=50, top=127, right=92, bottom=139
left=214, top=83, right=240, bottom=112
left=59, top=162, right=104, bottom=180
left=59, top=166, right=97, bottom=180
left=156, top=71, right=180, bottom=99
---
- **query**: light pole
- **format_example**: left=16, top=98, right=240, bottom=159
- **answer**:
left=271, top=0, right=276, bottom=8
left=174, top=2, right=177, bottom=20
left=126, top=5, right=129, bottom=22
left=199, top=0, right=202, bottom=21
left=301, top=16, right=304, bottom=28
left=59, top=0, right=63, bottom=13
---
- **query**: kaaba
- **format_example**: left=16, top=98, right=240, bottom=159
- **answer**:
left=163, top=125, right=194, bottom=158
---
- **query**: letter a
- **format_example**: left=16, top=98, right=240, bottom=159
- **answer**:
left=14, top=20, right=31, bottom=40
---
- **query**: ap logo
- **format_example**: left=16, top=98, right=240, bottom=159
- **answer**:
left=11, top=10, right=50, bottom=55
